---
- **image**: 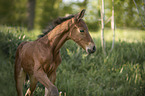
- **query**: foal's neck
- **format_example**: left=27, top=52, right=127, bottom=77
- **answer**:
left=40, top=19, right=72, bottom=54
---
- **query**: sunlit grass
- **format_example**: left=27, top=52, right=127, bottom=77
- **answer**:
left=91, top=28, right=145, bottom=43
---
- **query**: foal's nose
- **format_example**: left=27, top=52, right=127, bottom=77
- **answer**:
left=86, top=45, right=96, bottom=54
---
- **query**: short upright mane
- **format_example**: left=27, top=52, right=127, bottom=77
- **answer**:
left=39, top=15, right=75, bottom=38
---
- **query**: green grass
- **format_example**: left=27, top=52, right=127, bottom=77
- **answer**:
left=0, top=50, right=17, bottom=96
left=0, top=26, right=145, bottom=96
left=91, top=28, right=145, bottom=42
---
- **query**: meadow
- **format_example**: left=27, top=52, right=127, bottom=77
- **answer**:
left=0, top=26, right=145, bottom=96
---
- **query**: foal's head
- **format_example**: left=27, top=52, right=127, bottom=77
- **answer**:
left=68, top=9, right=96, bottom=54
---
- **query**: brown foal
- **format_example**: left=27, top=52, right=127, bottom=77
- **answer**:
left=14, top=9, right=96, bottom=96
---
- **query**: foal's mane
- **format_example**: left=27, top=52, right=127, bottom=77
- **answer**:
left=38, top=15, right=75, bottom=38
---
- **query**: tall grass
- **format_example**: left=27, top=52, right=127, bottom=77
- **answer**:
left=0, top=26, right=145, bottom=96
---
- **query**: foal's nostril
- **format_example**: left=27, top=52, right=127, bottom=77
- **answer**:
left=87, top=49, right=92, bottom=54
left=86, top=45, right=96, bottom=54
left=87, top=46, right=96, bottom=54
left=93, top=46, right=96, bottom=51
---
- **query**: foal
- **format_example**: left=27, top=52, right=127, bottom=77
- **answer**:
left=14, top=9, right=96, bottom=96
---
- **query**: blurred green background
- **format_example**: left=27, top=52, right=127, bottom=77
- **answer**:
left=0, top=0, right=145, bottom=96
left=0, top=0, right=144, bottom=30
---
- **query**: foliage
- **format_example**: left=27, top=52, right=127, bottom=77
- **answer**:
left=38, top=0, right=62, bottom=29
left=0, top=0, right=144, bottom=29
left=114, top=0, right=142, bottom=28
left=0, top=26, right=145, bottom=96
left=0, top=0, right=27, bottom=26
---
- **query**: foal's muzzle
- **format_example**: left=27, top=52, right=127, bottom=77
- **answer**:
left=86, top=43, right=96, bottom=54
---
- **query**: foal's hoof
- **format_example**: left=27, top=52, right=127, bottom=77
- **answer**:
left=50, top=87, right=59, bottom=96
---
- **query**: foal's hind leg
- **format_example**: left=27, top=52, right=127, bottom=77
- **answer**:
left=15, top=68, right=26, bottom=96
left=25, top=75, right=37, bottom=96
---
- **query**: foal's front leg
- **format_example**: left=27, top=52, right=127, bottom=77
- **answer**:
left=44, top=53, right=61, bottom=96
left=34, top=68, right=58, bottom=96
left=45, top=72, right=56, bottom=96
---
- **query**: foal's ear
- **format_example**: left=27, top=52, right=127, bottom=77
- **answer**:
left=76, top=9, right=86, bottom=21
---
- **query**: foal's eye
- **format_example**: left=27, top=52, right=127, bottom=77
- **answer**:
left=80, top=30, right=84, bottom=32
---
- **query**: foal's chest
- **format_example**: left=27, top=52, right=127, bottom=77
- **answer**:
left=42, top=55, right=58, bottom=76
